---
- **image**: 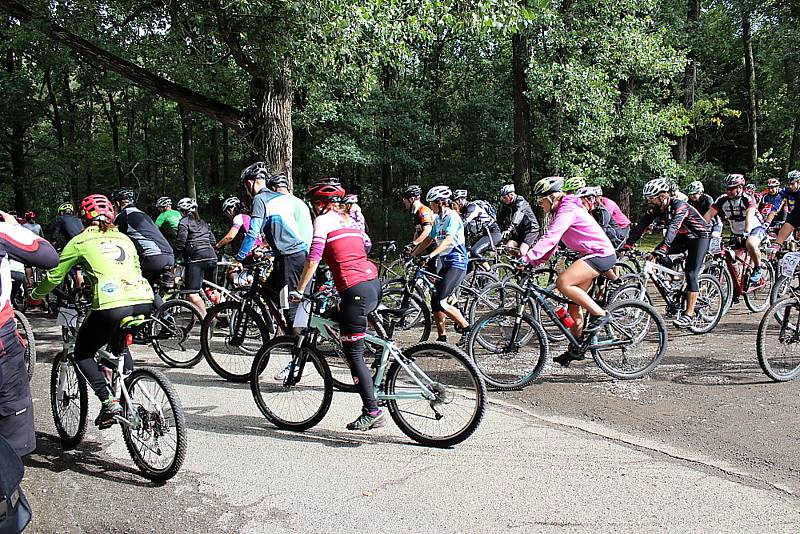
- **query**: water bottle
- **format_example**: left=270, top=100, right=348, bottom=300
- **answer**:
left=555, top=306, right=575, bottom=328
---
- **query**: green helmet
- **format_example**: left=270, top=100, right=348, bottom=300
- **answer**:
left=57, top=202, right=74, bottom=214
left=563, top=176, right=587, bottom=193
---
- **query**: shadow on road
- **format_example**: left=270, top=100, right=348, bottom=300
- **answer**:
left=23, top=432, right=159, bottom=488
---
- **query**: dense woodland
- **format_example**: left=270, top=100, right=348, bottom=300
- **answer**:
left=0, top=0, right=798, bottom=239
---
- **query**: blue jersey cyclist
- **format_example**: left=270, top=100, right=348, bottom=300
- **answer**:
left=410, top=186, right=471, bottom=343
left=760, top=178, right=785, bottom=224
left=770, top=171, right=800, bottom=252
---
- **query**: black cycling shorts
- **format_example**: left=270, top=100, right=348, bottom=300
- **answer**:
left=511, top=230, right=539, bottom=247
left=583, top=254, right=616, bottom=274
left=140, top=254, right=175, bottom=284
left=184, top=259, right=217, bottom=291
left=266, top=251, right=308, bottom=312
left=0, top=323, right=35, bottom=457
left=432, top=265, right=466, bottom=313
left=667, top=235, right=709, bottom=293
left=786, top=206, right=800, bottom=229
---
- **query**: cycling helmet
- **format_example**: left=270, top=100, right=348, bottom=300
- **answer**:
left=787, top=170, right=800, bottom=183
left=222, top=196, right=242, bottom=212
left=452, top=189, right=468, bottom=201
left=319, top=176, right=342, bottom=186
left=723, top=173, right=745, bottom=188
left=79, top=194, right=115, bottom=222
left=155, top=196, right=172, bottom=209
left=177, top=197, right=197, bottom=212
left=241, top=161, right=269, bottom=183
left=402, top=185, right=422, bottom=198
left=642, top=178, right=670, bottom=198
left=266, top=172, right=290, bottom=189
left=767, top=178, right=780, bottom=188
left=343, top=194, right=359, bottom=205
left=562, top=176, right=586, bottom=193
left=499, top=184, right=515, bottom=196
left=685, top=181, right=704, bottom=195
left=23, top=211, right=35, bottom=220
left=745, top=183, right=757, bottom=193
left=110, top=188, right=135, bottom=204
left=532, top=176, right=564, bottom=197
left=668, top=181, right=678, bottom=193
left=57, top=202, right=74, bottom=214
left=426, top=186, right=452, bottom=202
left=575, top=186, right=601, bottom=198
left=308, top=182, right=346, bottom=202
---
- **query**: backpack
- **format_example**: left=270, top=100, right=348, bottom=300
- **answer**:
left=472, top=199, right=497, bottom=222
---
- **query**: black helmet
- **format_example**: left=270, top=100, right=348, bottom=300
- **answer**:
left=110, top=188, right=135, bottom=204
left=266, top=172, right=290, bottom=189
left=402, top=185, right=422, bottom=199
left=241, top=162, right=270, bottom=183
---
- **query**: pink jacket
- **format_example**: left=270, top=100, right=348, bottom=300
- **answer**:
left=524, top=195, right=615, bottom=266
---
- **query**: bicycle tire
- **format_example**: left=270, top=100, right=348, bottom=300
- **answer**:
left=490, top=262, right=516, bottom=281
left=380, top=288, right=431, bottom=343
left=744, top=262, right=774, bottom=313
left=50, top=351, right=88, bottom=448
left=14, top=310, right=35, bottom=382
left=121, top=369, right=187, bottom=481
left=466, top=308, right=549, bottom=390
left=385, top=342, right=487, bottom=447
left=756, top=296, right=800, bottom=381
left=151, top=300, right=204, bottom=368
left=250, top=336, right=333, bottom=431
left=467, top=281, right=534, bottom=324
left=201, top=300, right=271, bottom=382
left=703, top=259, right=734, bottom=314
left=770, top=274, right=800, bottom=305
left=689, top=274, right=725, bottom=335
left=590, top=299, right=667, bottom=380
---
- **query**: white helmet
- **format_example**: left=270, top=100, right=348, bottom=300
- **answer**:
left=155, top=196, right=172, bottom=209
left=499, top=184, right=515, bottom=196
left=453, top=189, right=468, bottom=201
left=685, top=181, right=704, bottom=195
left=426, top=186, right=452, bottom=202
left=576, top=186, right=602, bottom=198
left=222, top=196, right=242, bottom=212
left=788, top=170, right=800, bottom=183
left=532, top=176, right=564, bottom=197
left=642, top=178, right=670, bottom=198
left=177, top=197, right=197, bottom=212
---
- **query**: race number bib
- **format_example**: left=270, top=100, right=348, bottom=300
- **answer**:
left=780, top=252, right=800, bottom=278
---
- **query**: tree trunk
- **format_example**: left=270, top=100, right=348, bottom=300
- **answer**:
left=675, top=0, right=700, bottom=164
left=512, top=32, right=532, bottom=193
left=222, top=125, right=231, bottom=183
left=124, top=86, right=136, bottom=176
left=143, top=116, right=151, bottom=183
left=742, top=11, right=758, bottom=175
left=246, top=71, right=293, bottom=187
left=44, top=68, right=65, bottom=150
left=101, top=88, right=124, bottom=185
left=10, top=122, right=27, bottom=213
left=790, top=113, right=800, bottom=172
left=85, top=92, right=94, bottom=194
left=179, top=104, right=196, bottom=198
left=380, top=67, right=394, bottom=240
left=208, top=125, right=220, bottom=187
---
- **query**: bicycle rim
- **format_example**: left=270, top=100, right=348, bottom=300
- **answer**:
left=202, top=301, right=268, bottom=382
left=689, top=275, right=724, bottom=334
left=757, top=297, right=800, bottom=381
left=122, top=369, right=187, bottom=481
left=385, top=342, right=486, bottom=447
left=250, top=338, right=332, bottom=431
left=590, top=299, right=667, bottom=379
left=467, top=309, right=548, bottom=390
left=744, top=263, right=774, bottom=313
left=152, top=300, right=203, bottom=367
left=49, top=352, right=88, bottom=448
left=380, top=288, right=431, bottom=344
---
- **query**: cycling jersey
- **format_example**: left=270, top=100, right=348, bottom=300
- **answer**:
left=287, top=194, right=313, bottom=247
left=237, top=188, right=308, bottom=260
left=599, top=197, right=631, bottom=229
left=155, top=209, right=182, bottom=242
left=115, top=206, right=174, bottom=258
left=712, top=193, right=761, bottom=236
left=32, top=226, right=154, bottom=310
left=413, top=204, right=435, bottom=239
left=760, top=191, right=784, bottom=216
left=524, top=195, right=614, bottom=266
left=0, top=223, right=58, bottom=324
left=175, top=216, right=217, bottom=263
left=348, top=207, right=372, bottom=251
left=778, top=187, right=800, bottom=214
left=461, top=201, right=500, bottom=238
left=47, top=213, right=83, bottom=245
left=497, top=195, right=540, bottom=236
left=229, top=214, right=262, bottom=254
left=628, top=198, right=710, bottom=251
left=309, top=211, right=377, bottom=291
left=430, top=208, right=468, bottom=270
left=688, top=193, right=714, bottom=217
left=21, top=222, right=42, bottom=237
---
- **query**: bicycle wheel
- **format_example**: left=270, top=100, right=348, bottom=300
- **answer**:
left=689, top=275, right=724, bottom=335
left=744, top=262, right=774, bottom=313
left=250, top=336, right=333, bottom=431
left=490, top=262, right=516, bottom=281
left=14, top=310, right=35, bottom=382
left=385, top=342, right=487, bottom=447
left=756, top=296, right=800, bottom=381
left=121, top=369, right=187, bottom=481
left=703, top=259, right=734, bottom=314
left=50, top=351, right=88, bottom=448
left=467, top=281, right=534, bottom=324
left=466, top=308, right=549, bottom=390
left=770, top=274, right=800, bottom=305
left=151, top=300, right=204, bottom=368
left=201, top=300, right=271, bottom=382
left=380, top=288, right=431, bottom=344
left=590, top=299, right=667, bottom=380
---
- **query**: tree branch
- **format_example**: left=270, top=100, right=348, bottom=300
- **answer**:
left=0, top=0, right=245, bottom=131
left=209, top=0, right=264, bottom=78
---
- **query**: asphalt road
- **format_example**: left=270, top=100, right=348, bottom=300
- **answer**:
left=17, top=310, right=800, bottom=533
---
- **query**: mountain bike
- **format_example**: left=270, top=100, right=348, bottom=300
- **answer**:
left=51, top=305, right=187, bottom=481
left=703, top=239, right=774, bottom=313
left=757, top=252, right=800, bottom=381
left=467, top=264, right=668, bottom=390
left=249, top=288, right=487, bottom=447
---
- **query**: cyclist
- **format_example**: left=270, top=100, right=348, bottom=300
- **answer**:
left=401, top=185, right=435, bottom=254
left=21, top=212, right=42, bottom=237
left=343, top=194, right=372, bottom=253
left=745, top=183, right=762, bottom=204
left=575, top=186, right=624, bottom=249
left=626, top=178, right=711, bottom=329
left=237, top=163, right=309, bottom=326
left=669, top=180, right=688, bottom=202
left=47, top=203, right=83, bottom=248
left=522, top=177, right=616, bottom=366
left=0, top=211, right=58, bottom=456
left=410, top=186, right=471, bottom=343
left=760, top=178, right=785, bottom=226
left=111, top=188, right=175, bottom=300
left=451, top=189, right=502, bottom=260
left=154, top=197, right=182, bottom=247
left=562, top=176, right=586, bottom=194
left=703, top=173, right=767, bottom=284
left=686, top=180, right=722, bottom=253
left=596, top=188, right=631, bottom=242
left=32, top=195, right=155, bottom=429
left=174, top=198, right=217, bottom=317
left=291, top=182, right=384, bottom=431
left=769, top=171, right=800, bottom=249
left=216, top=197, right=262, bottom=254
left=265, top=172, right=313, bottom=248
left=497, top=183, right=540, bottom=257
